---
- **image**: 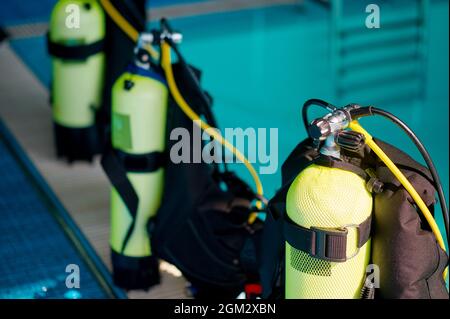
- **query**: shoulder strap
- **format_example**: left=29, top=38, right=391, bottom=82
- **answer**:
left=101, top=150, right=138, bottom=253
left=101, top=149, right=166, bottom=253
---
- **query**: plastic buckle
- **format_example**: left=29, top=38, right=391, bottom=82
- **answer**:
left=310, top=226, right=348, bottom=262
left=342, top=224, right=362, bottom=260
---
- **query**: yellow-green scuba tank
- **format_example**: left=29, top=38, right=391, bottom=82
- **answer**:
left=283, top=103, right=374, bottom=298
left=264, top=99, right=448, bottom=299
left=285, top=163, right=372, bottom=298
left=101, top=38, right=168, bottom=290
left=48, top=0, right=105, bottom=162
left=284, top=112, right=373, bottom=298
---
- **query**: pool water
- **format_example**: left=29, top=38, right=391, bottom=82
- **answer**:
left=6, top=1, right=448, bottom=239
left=158, top=1, right=449, bottom=237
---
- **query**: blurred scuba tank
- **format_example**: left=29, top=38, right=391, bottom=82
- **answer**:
left=106, top=44, right=168, bottom=290
left=102, top=0, right=147, bottom=129
left=48, top=0, right=105, bottom=162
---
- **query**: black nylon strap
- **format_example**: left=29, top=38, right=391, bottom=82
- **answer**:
left=284, top=214, right=372, bottom=262
left=101, top=149, right=165, bottom=253
left=0, top=27, right=7, bottom=43
left=357, top=215, right=372, bottom=248
left=101, top=150, right=139, bottom=253
left=284, top=219, right=318, bottom=257
left=284, top=216, right=348, bottom=262
left=114, top=149, right=165, bottom=173
left=315, top=155, right=368, bottom=181
left=47, top=33, right=104, bottom=60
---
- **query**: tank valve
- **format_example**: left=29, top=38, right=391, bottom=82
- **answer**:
left=139, top=30, right=183, bottom=46
left=308, top=118, right=331, bottom=141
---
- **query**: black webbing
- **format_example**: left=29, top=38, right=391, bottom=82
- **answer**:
left=315, top=155, right=368, bottom=181
left=283, top=214, right=372, bottom=262
left=357, top=215, right=372, bottom=249
left=47, top=33, right=104, bottom=61
left=101, top=150, right=138, bottom=253
left=114, top=149, right=165, bottom=173
left=0, top=27, right=7, bottom=43
left=100, top=149, right=165, bottom=253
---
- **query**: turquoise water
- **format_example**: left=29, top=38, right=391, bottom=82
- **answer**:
left=7, top=1, right=448, bottom=238
left=157, top=1, right=449, bottom=237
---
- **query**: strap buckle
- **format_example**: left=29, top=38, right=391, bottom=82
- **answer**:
left=310, top=226, right=348, bottom=262
left=283, top=214, right=372, bottom=263
left=341, top=224, right=362, bottom=260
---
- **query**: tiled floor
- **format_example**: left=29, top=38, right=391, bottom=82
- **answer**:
left=0, top=43, right=188, bottom=299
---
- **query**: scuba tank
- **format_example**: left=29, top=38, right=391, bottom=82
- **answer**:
left=100, top=23, right=265, bottom=296
left=48, top=0, right=105, bottom=162
left=285, top=166, right=372, bottom=298
left=102, top=36, right=168, bottom=290
left=98, top=0, right=267, bottom=296
left=263, top=99, right=448, bottom=299
left=284, top=109, right=372, bottom=299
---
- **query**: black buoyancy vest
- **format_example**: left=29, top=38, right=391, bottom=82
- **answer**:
left=263, top=138, right=448, bottom=299
left=149, top=60, right=263, bottom=299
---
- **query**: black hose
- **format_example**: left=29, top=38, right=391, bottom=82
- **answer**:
left=301, top=100, right=449, bottom=241
left=302, top=99, right=337, bottom=132
left=357, top=107, right=449, bottom=240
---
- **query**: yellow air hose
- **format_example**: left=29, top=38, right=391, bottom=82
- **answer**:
left=99, top=0, right=265, bottom=220
left=349, top=121, right=448, bottom=279
left=160, top=42, right=265, bottom=214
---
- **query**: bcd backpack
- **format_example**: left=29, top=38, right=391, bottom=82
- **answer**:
left=263, top=138, right=448, bottom=299
left=149, top=57, right=264, bottom=299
